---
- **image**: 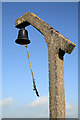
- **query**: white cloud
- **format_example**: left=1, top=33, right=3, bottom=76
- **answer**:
left=66, top=102, right=72, bottom=110
left=2, top=96, right=49, bottom=118
left=1, top=96, right=78, bottom=118
left=66, top=102, right=78, bottom=118
left=28, top=96, right=48, bottom=107
left=28, top=97, right=78, bottom=118
left=0, top=97, right=14, bottom=107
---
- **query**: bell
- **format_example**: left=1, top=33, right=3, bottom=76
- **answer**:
left=15, top=28, right=30, bottom=45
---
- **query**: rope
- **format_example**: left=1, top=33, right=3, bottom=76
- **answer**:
left=25, top=45, right=39, bottom=97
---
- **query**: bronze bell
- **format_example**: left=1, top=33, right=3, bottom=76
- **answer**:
left=15, top=28, right=30, bottom=45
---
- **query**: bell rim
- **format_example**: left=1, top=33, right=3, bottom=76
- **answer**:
left=15, top=38, right=31, bottom=45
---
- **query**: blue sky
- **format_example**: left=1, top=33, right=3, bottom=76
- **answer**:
left=1, top=2, right=78, bottom=118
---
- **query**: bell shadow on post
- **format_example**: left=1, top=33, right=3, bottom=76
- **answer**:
left=58, top=48, right=65, bottom=60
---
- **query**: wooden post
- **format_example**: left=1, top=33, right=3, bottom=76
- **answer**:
left=15, top=12, right=76, bottom=118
